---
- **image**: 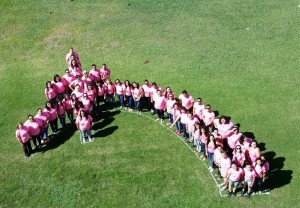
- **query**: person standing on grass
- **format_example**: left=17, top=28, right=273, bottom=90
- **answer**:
left=214, top=145, right=224, bottom=179
left=199, top=127, right=209, bottom=159
left=186, top=113, right=198, bottom=143
left=213, top=116, right=234, bottom=140
left=104, top=78, right=116, bottom=110
left=212, top=128, right=223, bottom=148
left=170, top=103, right=181, bottom=134
left=44, top=101, right=58, bottom=134
left=172, top=107, right=189, bottom=140
left=193, top=97, right=205, bottom=120
left=164, top=86, right=175, bottom=99
left=69, top=62, right=82, bottom=77
left=35, top=108, right=49, bottom=143
left=206, top=134, right=217, bottom=172
left=85, top=84, right=97, bottom=110
left=219, top=151, right=232, bottom=191
left=248, top=140, right=261, bottom=164
left=141, top=79, right=152, bottom=112
left=178, top=90, right=194, bottom=113
left=81, top=93, right=92, bottom=114
left=242, top=162, right=256, bottom=198
left=193, top=122, right=201, bottom=153
left=82, top=71, right=93, bottom=90
left=16, top=122, right=32, bottom=158
left=53, top=74, right=66, bottom=101
left=62, top=69, right=75, bottom=95
left=62, top=94, right=74, bottom=123
left=45, top=81, right=57, bottom=106
left=56, top=100, right=66, bottom=128
left=232, top=145, right=246, bottom=168
left=166, top=94, right=176, bottom=125
left=226, top=162, right=244, bottom=197
left=153, top=90, right=167, bottom=123
left=253, top=158, right=266, bottom=194
left=76, top=110, right=93, bottom=143
left=72, top=84, right=84, bottom=100
left=96, top=80, right=106, bottom=112
left=124, top=80, right=133, bottom=112
left=150, top=82, right=162, bottom=115
left=24, top=115, right=42, bottom=150
left=89, top=64, right=101, bottom=83
left=115, top=79, right=125, bottom=109
left=202, top=104, right=215, bottom=132
left=132, top=82, right=143, bottom=114
left=66, top=47, right=80, bottom=65
left=69, top=75, right=84, bottom=92
left=100, top=64, right=111, bottom=81
left=68, top=55, right=81, bottom=71
left=226, top=126, right=242, bottom=153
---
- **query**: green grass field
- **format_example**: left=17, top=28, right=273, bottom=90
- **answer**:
left=1, top=0, right=299, bottom=207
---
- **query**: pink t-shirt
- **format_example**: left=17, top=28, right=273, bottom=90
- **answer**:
left=70, top=79, right=84, bottom=91
left=207, top=142, right=216, bottom=153
left=179, top=94, right=194, bottom=109
left=227, top=132, right=242, bottom=149
left=116, top=84, right=125, bottom=95
left=105, top=83, right=116, bottom=95
left=82, top=76, right=93, bottom=89
left=199, top=134, right=208, bottom=143
left=220, top=157, right=231, bottom=177
left=214, top=121, right=234, bottom=138
left=53, top=81, right=65, bottom=93
left=263, top=161, right=269, bottom=172
left=66, top=52, right=79, bottom=63
left=57, top=104, right=65, bottom=116
left=72, top=90, right=83, bottom=100
left=125, top=86, right=132, bottom=96
left=76, top=115, right=93, bottom=130
left=85, top=88, right=96, bottom=101
left=248, top=148, right=259, bottom=164
left=70, top=68, right=82, bottom=77
left=232, top=151, right=245, bottom=167
left=180, top=113, right=189, bottom=124
left=45, top=87, right=57, bottom=99
left=16, top=127, right=31, bottom=143
left=132, top=87, right=143, bottom=99
left=203, top=110, right=215, bottom=126
left=187, top=117, right=198, bottom=131
left=214, top=148, right=222, bottom=165
left=193, top=103, right=205, bottom=117
left=43, top=107, right=57, bottom=121
left=81, top=97, right=91, bottom=111
left=172, top=108, right=181, bottom=120
left=24, top=120, right=40, bottom=136
left=253, top=164, right=266, bottom=178
left=97, top=85, right=106, bottom=96
left=100, top=68, right=111, bottom=80
left=89, top=69, right=101, bottom=82
left=62, top=74, right=75, bottom=86
left=35, top=113, right=49, bottom=128
left=142, top=84, right=152, bottom=97
left=62, top=98, right=73, bottom=110
left=166, top=99, right=176, bottom=114
left=228, top=167, right=244, bottom=181
left=243, top=168, right=256, bottom=181
left=154, top=96, right=167, bottom=110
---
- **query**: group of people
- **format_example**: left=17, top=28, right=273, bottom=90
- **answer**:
left=15, top=48, right=269, bottom=198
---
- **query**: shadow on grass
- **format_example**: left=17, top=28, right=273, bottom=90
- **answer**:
left=262, top=151, right=293, bottom=191
left=93, top=110, right=120, bottom=139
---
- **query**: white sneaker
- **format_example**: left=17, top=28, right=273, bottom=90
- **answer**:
left=82, top=139, right=86, bottom=144
left=220, top=186, right=227, bottom=191
left=155, top=118, right=159, bottom=121
left=89, top=138, right=93, bottom=142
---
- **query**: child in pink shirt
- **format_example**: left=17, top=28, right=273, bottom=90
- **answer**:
left=76, top=110, right=93, bottom=143
left=16, top=122, right=32, bottom=157
left=193, top=122, right=201, bottom=152
left=226, top=162, right=244, bottom=197
left=242, top=163, right=256, bottom=197
left=199, top=127, right=209, bottom=159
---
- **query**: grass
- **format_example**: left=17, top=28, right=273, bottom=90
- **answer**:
left=0, top=0, right=299, bottom=207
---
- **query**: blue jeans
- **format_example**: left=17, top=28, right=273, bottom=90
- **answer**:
left=126, top=95, right=133, bottom=109
left=180, top=122, right=188, bottom=139
left=201, top=142, right=206, bottom=157
left=66, top=109, right=74, bottom=123
left=175, top=120, right=181, bottom=131
left=117, top=94, right=124, bottom=107
left=58, top=114, right=66, bottom=128
left=41, top=126, right=48, bottom=140
left=106, top=93, right=115, bottom=109
left=134, top=100, right=142, bottom=111
left=167, top=113, right=173, bottom=124
left=80, top=129, right=92, bottom=139
left=208, top=152, right=214, bottom=168
left=195, top=138, right=201, bottom=152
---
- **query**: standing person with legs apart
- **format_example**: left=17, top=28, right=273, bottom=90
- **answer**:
left=96, top=80, right=107, bottom=113
left=35, top=108, right=49, bottom=144
left=115, top=79, right=125, bottom=109
left=186, top=113, right=198, bottom=144
left=170, top=103, right=181, bottom=135
left=226, top=162, right=244, bottom=197
left=253, top=158, right=266, bottom=194
left=104, top=78, right=116, bottom=110
left=241, top=162, right=256, bottom=198
left=150, top=82, right=162, bottom=115
left=153, top=90, right=167, bottom=123
left=43, top=101, right=58, bottom=135
left=62, top=94, right=74, bottom=124
left=56, top=100, right=66, bottom=129
left=141, top=79, right=152, bottom=112
left=16, top=122, right=33, bottom=159
left=76, top=110, right=93, bottom=144
left=193, top=122, right=201, bottom=153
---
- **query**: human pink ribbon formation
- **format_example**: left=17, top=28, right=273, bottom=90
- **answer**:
left=16, top=47, right=269, bottom=197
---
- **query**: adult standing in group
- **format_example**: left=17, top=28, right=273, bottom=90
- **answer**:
left=52, top=74, right=66, bottom=101
left=150, top=82, right=162, bottom=115
left=124, top=80, right=133, bottom=112
left=44, top=101, right=58, bottom=134
left=16, top=122, right=32, bottom=158
left=24, top=115, right=42, bottom=150
left=132, top=82, right=143, bottom=114
left=115, top=79, right=125, bottom=109
left=202, top=104, right=215, bottom=132
left=62, top=69, right=75, bottom=95
left=89, top=64, right=101, bottom=83
left=193, top=97, right=205, bottom=120
left=178, top=90, right=194, bottom=113
left=100, top=64, right=111, bottom=81
left=76, top=110, right=93, bottom=143
left=153, top=90, right=167, bottom=123
left=226, top=126, right=243, bottom=154
left=35, top=108, right=49, bottom=143
left=45, top=81, right=57, bottom=106
left=226, top=162, right=244, bottom=197
left=66, top=47, right=80, bottom=65
left=142, top=79, right=152, bottom=112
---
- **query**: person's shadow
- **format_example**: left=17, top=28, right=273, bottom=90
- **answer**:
left=93, top=110, right=120, bottom=139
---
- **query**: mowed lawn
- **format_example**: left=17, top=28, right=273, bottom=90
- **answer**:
left=0, top=0, right=299, bottom=207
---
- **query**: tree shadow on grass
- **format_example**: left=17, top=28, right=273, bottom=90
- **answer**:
left=261, top=151, right=293, bottom=191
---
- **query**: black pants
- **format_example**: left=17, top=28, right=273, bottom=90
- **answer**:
left=31, top=134, right=41, bottom=148
left=22, top=140, right=32, bottom=157
left=49, top=118, right=58, bottom=133
left=143, top=97, right=152, bottom=111
left=156, top=109, right=164, bottom=119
